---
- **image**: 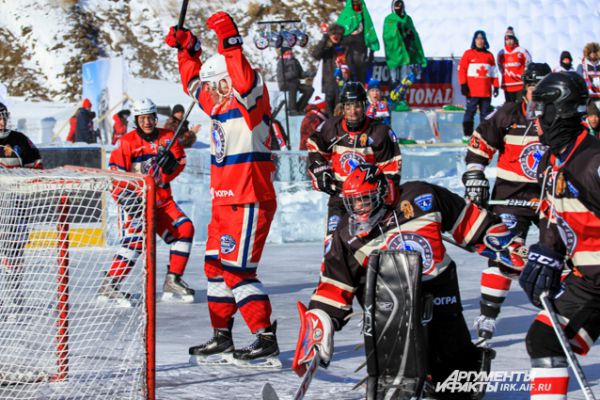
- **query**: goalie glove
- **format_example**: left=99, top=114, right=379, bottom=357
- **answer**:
left=292, top=302, right=334, bottom=377
left=475, top=223, right=528, bottom=274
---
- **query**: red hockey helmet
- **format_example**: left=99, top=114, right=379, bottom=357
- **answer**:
left=342, top=164, right=393, bottom=237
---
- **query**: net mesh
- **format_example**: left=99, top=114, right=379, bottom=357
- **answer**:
left=0, top=166, right=152, bottom=400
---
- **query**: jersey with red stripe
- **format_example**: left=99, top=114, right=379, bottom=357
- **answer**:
left=177, top=48, right=275, bottom=206
left=309, top=181, right=497, bottom=323
left=109, top=128, right=185, bottom=207
left=497, top=46, right=531, bottom=92
left=0, top=130, right=42, bottom=169
left=458, top=48, right=499, bottom=98
left=306, top=116, right=402, bottom=191
left=466, top=102, right=545, bottom=217
left=536, top=132, right=600, bottom=288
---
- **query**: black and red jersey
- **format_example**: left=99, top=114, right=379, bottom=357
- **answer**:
left=308, top=181, right=499, bottom=325
left=306, top=116, right=402, bottom=191
left=466, top=101, right=544, bottom=217
left=536, top=132, right=600, bottom=289
left=0, top=130, right=42, bottom=169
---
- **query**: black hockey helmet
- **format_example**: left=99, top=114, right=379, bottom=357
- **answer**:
left=530, top=72, right=588, bottom=120
left=0, top=102, right=8, bottom=119
left=522, top=62, right=551, bottom=86
left=340, top=82, right=367, bottom=105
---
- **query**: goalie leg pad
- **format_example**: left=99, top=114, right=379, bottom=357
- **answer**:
left=364, top=250, right=428, bottom=400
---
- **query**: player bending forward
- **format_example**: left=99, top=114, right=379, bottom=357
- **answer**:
left=519, top=72, right=600, bottom=398
left=165, top=12, right=279, bottom=366
left=104, top=98, right=195, bottom=305
left=293, top=164, right=527, bottom=399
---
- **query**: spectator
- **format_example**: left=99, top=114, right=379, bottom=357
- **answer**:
left=111, top=109, right=130, bottom=145
left=276, top=47, right=314, bottom=116
left=584, top=99, right=600, bottom=136
left=334, top=64, right=352, bottom=95
left=496, top=26, right=531, bottom=102
left=163, top=104, right=200, bottom=148
left=458, top=30, right=499, bottom=141
left=312, top=23, right=345, bottom=112
left=66, top=111, right=77, bottom=143
left=299, top=96, right=329, bottom=151
left=577, top=42, right=600, bottom=99
left=336, top=0, right=380, bottom=83
left=553, top=50, right=574, bottom=72
left=365, top=78, right=391, bottom=125
left=383, top=0, right=427, bottom=86
left=74, top=98, right=99, bottom=144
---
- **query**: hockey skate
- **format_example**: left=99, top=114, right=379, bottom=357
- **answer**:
left=161, top=272, right=195, bottom=303
left=473, top=315, right=496, bottom=341
left=189, top=327, right=235, bottom=365
left=97, top=276, right=132, bottom=308
left=232, top=323, right=282, bottom=368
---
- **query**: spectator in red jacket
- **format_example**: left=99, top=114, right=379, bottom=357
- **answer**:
left=458, top=30, right=499, bottom=141
left=299, top=96, right=329, bottom=150
left=497, top=26, right=531, bottom=103
left=111, top=109, right=130, bottom=145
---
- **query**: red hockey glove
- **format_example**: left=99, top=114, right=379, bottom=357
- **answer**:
left=165, top=26, right=202, bottom=58
left=206, top=11, right=243, bottom=54
left=292, top=302, right=334, bottom=377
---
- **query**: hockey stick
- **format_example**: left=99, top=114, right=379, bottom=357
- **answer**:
left=540, top=292, right=597, bottom=400
left=488, top=199, right=539, bottom=208
left=260, top=353, right=320, bottom=400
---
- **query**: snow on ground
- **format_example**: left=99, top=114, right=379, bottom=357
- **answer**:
left=154, top=240, right=600, bottom=400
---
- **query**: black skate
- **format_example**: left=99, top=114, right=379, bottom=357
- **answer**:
left=161, top=272, right=195, bottom=303
left=189, top=328, right=234, bottom=365
left=232, top=323, right=281, bottom=368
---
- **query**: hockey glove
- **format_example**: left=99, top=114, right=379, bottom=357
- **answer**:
left=461, top=83, right=470, bottom=97
left=206, top=12, right=243, bottom=54
left=462, top=169, right=489, bottom=208
left=118, top=190, right=143, bottom=217
left=519, top=244, right=564, bottom=308
left=476, top=223, right=527, bottom=273
left=156, top=149, right=178, bottom=175
left=292, top=302, right=334, bottom=377
left=165, top=26, right=202, bottom=58
left=308, top=160, right=337, bottom=196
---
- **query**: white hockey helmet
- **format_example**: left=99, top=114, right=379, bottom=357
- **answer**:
left=132, top=98, right=157, bottom=117
left=200, top=54, right=229, bottom=89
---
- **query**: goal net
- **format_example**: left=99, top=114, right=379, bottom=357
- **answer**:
left=0, top=166, right=155, bottom=400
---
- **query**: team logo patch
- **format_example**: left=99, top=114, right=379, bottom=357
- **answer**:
left=327, top=215, right=341, bottom=233
left=220, top=234, right=237, bottom=255
left=400, top=201, right=414, bottom=218
left=387, top=232, right=435, bottom=274
left=211, top=120, right=226, bottom=163
left=567, top=181, right=579, bottom=197
left=339, top=151, right=366, bottom=174
left=414, top=194, right=433, bottom=212
left=553, top=210, right=577, bottom=256
left=359, top=133, right=368, bottom=146
left=519, top=142, right=547, bottom=180
left=499, top=213, right=517, bottom=230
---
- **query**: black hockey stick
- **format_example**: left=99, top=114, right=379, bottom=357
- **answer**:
left=540, top=292, right=597, bottom=400
left=488, top=199, right=539, bottom=208
left=260, top=353, right=320, bottom=400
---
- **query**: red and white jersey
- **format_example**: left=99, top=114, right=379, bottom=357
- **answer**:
left=537, top=132, right=600, bottom=286
left=109, top=128, right=185, bottom=207
left=366, top=100, right=390, bottom=122
left=458, top=48, right=499, bottom=98
left=579, top=58, right=600, bottom=99
left=177, top=49, right=276, bottom=206
left=497, top=45, right=531, bottom=92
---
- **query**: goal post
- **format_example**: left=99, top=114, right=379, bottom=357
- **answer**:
left=0, top=165, right=155, bottom=400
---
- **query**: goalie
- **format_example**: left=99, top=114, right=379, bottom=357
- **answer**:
left=292, top=164, right=527, bottom=399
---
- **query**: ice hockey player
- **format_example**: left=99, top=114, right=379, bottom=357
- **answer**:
left=165, top=12, right=279, bottom=366
left=292, top=164, right=527, bottom=399
left=519, top=72, right=600, bottom=399
left=463, top=62, right=552, bottom=341
left=0, top=102, right=42, bottom=169
left=306, top=81, right=401, bottom=239
left=105, top=97, right=195, bottom=305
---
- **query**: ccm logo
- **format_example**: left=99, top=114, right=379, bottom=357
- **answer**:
left=528, top=253, right=561, bottom=268
left=211, top=188, right=234, bottom=198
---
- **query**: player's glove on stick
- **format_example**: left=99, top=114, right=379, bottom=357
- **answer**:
left=308, top=160, right=338, bottom=196
left=462, top=169, right=489, bottom=208
left=206, top=11, right=243, bottom=54
left=165, top=26, right=202, bottom=58
left=292, top=302, right=334, bottom=377
left=519, top=243, right=564, bottom=308
left=156, top=149, right=178, bottom=175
